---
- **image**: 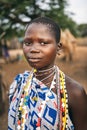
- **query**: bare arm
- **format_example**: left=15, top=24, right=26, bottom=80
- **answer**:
left=66, top=76, right=87, bottom=130
left=71, top=88, right=87, bottom=130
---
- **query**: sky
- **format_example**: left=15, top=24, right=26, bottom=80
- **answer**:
left=66, top=0, right=87, bottom=24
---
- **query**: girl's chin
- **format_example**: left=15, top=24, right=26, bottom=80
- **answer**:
left=28, top=62, right=40, bottom=69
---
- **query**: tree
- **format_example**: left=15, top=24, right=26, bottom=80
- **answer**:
left=0, top=0, right=77, bottom=39
left=78, top=24, right=87, bottom=37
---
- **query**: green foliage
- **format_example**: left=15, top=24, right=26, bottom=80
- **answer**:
left=0, top=0, right=80, bottom=38
left=78, top=24, right=87, bottom=37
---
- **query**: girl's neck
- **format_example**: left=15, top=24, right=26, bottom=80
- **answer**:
left=34, top=66, right=55, bottom=87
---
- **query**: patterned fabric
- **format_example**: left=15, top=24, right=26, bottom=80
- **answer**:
left=8, top=70, right=74, bottom=130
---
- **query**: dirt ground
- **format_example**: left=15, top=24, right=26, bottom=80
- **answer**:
left=0, top=45, right=87, bottom=130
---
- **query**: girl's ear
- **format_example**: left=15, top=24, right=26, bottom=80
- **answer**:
left=57, top=42, right=62, bottom=55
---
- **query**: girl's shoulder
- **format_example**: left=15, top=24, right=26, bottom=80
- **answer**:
left=59, top=70, right=85, bottom=97
left=9, top=71, right=30, bottom=103
left=10, top=70, right=30, bottom=91
left=65, top=75, right=87, bottom=129
left=65, top=75, right=87, bottom=108
left=15, top=71, right=30, bottom=82
left=65, top=75, right=85, bottom=95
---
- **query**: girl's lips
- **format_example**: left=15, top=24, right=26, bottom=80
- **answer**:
left=28, top=57, right=41, bottom=62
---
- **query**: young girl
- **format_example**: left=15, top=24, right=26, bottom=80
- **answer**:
left=8, top=17, right=87, bottom=130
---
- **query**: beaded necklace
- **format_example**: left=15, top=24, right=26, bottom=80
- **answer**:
left=16, top=66, right=68, bottom=130
left=59, top=70, right=68, bottom=130
left=17, top=70, right=34, bottom=130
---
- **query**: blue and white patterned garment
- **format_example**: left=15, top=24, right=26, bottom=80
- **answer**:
left=8, top=71, right=74, bottom=130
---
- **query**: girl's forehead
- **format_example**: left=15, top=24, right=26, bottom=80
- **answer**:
left=26, top=23, right=52, bottom=33
left=25, top=23, right=56, bottom=42
left=25, top=23, right=55, bottom=39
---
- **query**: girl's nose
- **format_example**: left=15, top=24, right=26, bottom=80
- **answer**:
left=30, top=44, right=40, bottom=53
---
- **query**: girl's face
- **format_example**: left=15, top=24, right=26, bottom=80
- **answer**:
left=23, top=23, right=58, bottom=70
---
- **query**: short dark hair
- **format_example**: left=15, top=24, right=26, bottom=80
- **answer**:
left=26, top=17, right=61, bottom=43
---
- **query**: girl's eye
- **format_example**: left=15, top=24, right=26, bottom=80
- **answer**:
left=40, top=42, right=48, bottom=45
left=23, top=42, right=31, bottom=46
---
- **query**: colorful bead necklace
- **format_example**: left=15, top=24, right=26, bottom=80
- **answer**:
left=59, top=70, right=68, bottom=130
left=17, top=70, right=34, bottom=130
left=16, top=66, right=68, bottom=130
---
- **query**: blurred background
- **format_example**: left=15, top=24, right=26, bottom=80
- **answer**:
left=0, top=0, right=87, bottom=129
